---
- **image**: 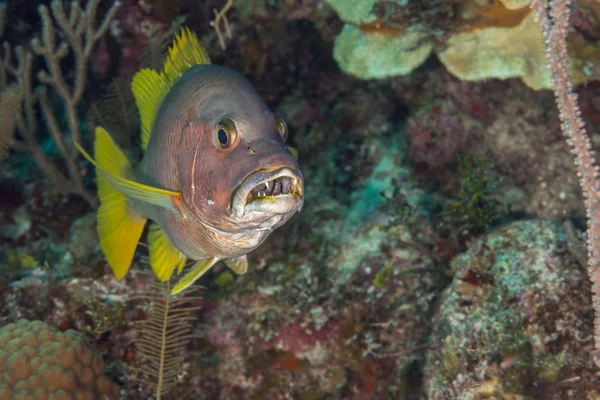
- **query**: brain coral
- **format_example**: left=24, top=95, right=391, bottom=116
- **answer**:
left=0, top=319, right=120, bottom=400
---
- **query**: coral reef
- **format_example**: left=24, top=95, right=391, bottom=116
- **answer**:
left=0, top=0, right=599, bottom=398
left=397, top=70, right=582, bottom=220
left=424, top=220, right=598, bottom=398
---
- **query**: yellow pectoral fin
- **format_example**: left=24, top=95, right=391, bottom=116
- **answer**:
left=288, top=146, right=298, bottom=160
left=171, top=257, right=219, bottom=294
left=224, top=255, right=248, bottom=275
left=74, top=128, right=185, bottom=219
left=148, top=223, right=187, bottom=281
left=97, top=169, right=184, bottom=217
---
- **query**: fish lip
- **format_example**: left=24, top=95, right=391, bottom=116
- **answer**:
left=231, top=166, right=304, bottom=218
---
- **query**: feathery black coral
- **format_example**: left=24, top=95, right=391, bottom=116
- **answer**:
left=90, top=76, right=138, bottom=150
left=140, top=15, right=187, bottom=71
left=133, top=279, right=202, bottom=399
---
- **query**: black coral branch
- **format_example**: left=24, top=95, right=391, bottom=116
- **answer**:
left=90, top=76, right=139, bottom=150
left=139, top=15, right=187, bottom=71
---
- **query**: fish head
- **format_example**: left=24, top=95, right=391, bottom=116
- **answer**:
left=176, top=65, right=304, bottom=234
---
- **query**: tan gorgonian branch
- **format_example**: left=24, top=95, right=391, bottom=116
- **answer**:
left=210, top=0, right=234, bottom=50
left=0, top=0, right=120, bottom=207
left=0, top=84, right=19, bottom=163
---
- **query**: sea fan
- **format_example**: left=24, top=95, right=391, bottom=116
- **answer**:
left=132, top=278, right=202, bottom=399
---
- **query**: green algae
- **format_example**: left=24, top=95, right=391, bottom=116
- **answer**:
left=373, top=263, right=393, bottom=289
left=214, top=270, right=235, bottom=290
left=439, top=156, right=504, bottom=237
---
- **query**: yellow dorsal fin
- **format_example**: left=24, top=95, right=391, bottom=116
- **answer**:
left=132, top=69, right=170, bottom=151
left=162, top=27, right=211, bottom=85
left=132, top=27, right=210, bottom=152
left=171, top=257, right=219, bottom=294
left=148, top=223, right=187, bottom=281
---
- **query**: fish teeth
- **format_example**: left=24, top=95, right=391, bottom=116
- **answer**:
left=265, top=181, right=271, bottom=191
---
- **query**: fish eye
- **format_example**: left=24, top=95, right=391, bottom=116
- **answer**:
left=276, top=117, right=288, bottom=142
left=214, top=118, right=237, bottom=150
left=218, top=128, right=228, bottom=144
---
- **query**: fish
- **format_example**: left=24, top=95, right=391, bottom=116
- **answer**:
left=75, top=27, right=304, bottom=294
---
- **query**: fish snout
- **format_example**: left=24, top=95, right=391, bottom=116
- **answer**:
left=246, top=138, right=293, bottom=159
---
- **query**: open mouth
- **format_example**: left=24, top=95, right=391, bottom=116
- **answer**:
left=232, top=167, right=303, bottom=217
left=249, top=176, right=299, bottom=198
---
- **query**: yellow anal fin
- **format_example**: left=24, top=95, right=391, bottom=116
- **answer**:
left=148, top=223, right=187, bottom=281
left=162, top=27, right=211, bottom=85
left=131, top=69, right=170, bottom=152
left=224, top=255, right=248, bottom=275
left=171, top=257, right=219, bottom=294
left=74, top=127, right=186, bottom=219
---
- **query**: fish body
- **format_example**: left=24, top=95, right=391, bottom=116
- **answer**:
left=76, top=28, right=303, bottom=293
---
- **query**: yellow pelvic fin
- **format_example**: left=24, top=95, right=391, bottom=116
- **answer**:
left=75, top=127, right=186, bottom=219
left=148, top=223, right=187, bottom=281
left=224, top=255, right=248, bottom=275
left=131, top=69, right=170, bottom=152
left=76, top=126, right=147, bottom=279
left=162, top=27, right=211, bottom=85
left=171, top=257, right=219, bottom=294
left=288, top=146, right=298, bottom=160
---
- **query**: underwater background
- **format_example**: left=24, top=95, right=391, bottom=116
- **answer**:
left=1, top=0, right=600, bottom=398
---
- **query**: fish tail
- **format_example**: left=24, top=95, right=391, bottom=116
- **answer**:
left=93, top=126, right=147, bottom=279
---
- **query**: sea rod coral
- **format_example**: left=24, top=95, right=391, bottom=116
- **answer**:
left=531, top=0, right=600, bottom=365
